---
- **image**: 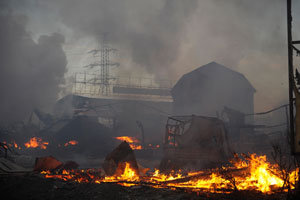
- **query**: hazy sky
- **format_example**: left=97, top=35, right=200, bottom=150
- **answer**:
left=2, top=0, right=300, bottom=112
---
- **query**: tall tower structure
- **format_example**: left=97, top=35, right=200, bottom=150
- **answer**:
left=87, top=33, right=119, bottom=96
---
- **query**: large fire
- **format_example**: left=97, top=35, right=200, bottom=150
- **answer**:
left=114, top=136, right=142, bottom=150
left=41, top=153, right=299, bottom=194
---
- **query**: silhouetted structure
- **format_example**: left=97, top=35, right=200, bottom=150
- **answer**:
left=172, top=62, right=255, bottom=119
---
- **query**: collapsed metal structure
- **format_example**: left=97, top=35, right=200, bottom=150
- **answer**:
left=160, top=115, right=231, bottom=171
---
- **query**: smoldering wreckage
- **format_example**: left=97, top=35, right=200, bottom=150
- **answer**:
left=1, top=62, right=300, bottom=200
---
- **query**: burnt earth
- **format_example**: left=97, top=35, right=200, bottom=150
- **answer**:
left=0, top=173, right=296, bottom=200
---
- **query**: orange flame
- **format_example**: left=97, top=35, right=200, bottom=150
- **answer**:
left=24, top=137, right=49, bottom=149
left=13, top=141, right=21, bottom=149
left=104, top=162, right=140, bottom=183
left=161, top=154, right=297, bottom=193
left=64, top=140, right=78, bottom=147
left=40, top=154, right=299, bottom=194
left=114, top=136, right=142, bottom=150
left=2, top=140, right=21, bottom=149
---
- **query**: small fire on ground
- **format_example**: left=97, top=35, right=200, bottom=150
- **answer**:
left=3, top=136, right=159, bottom=151
left=41, top=153, right=299, bottom=194
left=2, top=137, right=78, bottom=150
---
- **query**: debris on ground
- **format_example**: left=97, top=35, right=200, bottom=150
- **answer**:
left=102, top=141, right=140, bottom=176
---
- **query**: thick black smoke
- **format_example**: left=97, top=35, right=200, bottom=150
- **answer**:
left=0, top=13, right=67, bottom=124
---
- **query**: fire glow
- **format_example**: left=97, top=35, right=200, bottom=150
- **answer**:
left=114, top=136, right=142, bottom=150
left=24, top=137, right=49, bottom=149
left=41, top=154, right=299, bottom=194
left=2, top=141, right=21, bottom=150
left=64, top=140, right=78, bottom=147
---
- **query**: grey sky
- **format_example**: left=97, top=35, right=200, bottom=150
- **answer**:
left=2, top=0, right=300, bottom=112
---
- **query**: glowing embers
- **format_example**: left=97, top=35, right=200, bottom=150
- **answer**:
left=41, top=154, right=299, bottom=194
left=64, top=140, right=78, bottom=147
left=147, top=144, right=160, bottom=149
left=24, top=137, right=49, bottom=149
left=1, top=140, right=21, bottom=150
left=114, top=136, right=142, bottom=150
left=42, top=162, right=139, bottom=185
left=41, top=169, right=103, bottom=183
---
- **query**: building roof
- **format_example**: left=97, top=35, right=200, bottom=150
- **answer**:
left=172, top=62, right=256, bottom=96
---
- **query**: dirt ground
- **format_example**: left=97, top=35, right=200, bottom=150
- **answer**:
left=0, top=173, right=297, bottom=200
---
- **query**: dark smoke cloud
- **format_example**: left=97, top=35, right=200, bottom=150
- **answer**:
left=2, top=0, right=300, bottom=113
left=48, top=0, right=198, bottom=79
left=172, top=0, right=300, bottom=111
left=0, top=12, right=67, bottom=124
left=46, top=0, right=299, bottom=111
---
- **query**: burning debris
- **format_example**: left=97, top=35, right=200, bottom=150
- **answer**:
left=10, top=137, right=295, bottom=196
left=63, top=140, right=78, bottom=147
left=102, top=141, right=140, bottom=176
left=1, top=0, right=300, bottom=199
left=1, top=107, right=299, bottom=199
left=1, top=111, right=299, bottom=198
left=114, top=136, right=143, bottom=150
left=2, top=137, right=79, bottom=151
left=24, top=137, right=49, bottom=150
left=38, top=153, right=299, bottom=194
left=1, top=119, right=300, bottom=199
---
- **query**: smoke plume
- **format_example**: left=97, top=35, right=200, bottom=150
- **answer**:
left=2, top=0, right=300, bottom=113
left=0, top=11, right=67, bottom=124
left=50, top=0, right=198, bottom=79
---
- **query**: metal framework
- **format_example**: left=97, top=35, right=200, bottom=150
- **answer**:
left=164, top=116, right=193, bottom=148
left=72, top=72, right=173, bottom=100
left=86, top=34, right=119, bottom=96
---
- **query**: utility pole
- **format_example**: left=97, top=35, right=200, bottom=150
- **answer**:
left=287, top=0, right=295, bottom=154
left=287, top=0, right=300, bottom=154
left=86, top=33, right=119, bottom=96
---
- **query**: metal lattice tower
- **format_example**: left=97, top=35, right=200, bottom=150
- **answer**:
left=86, top=33, right=119, bottom=96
